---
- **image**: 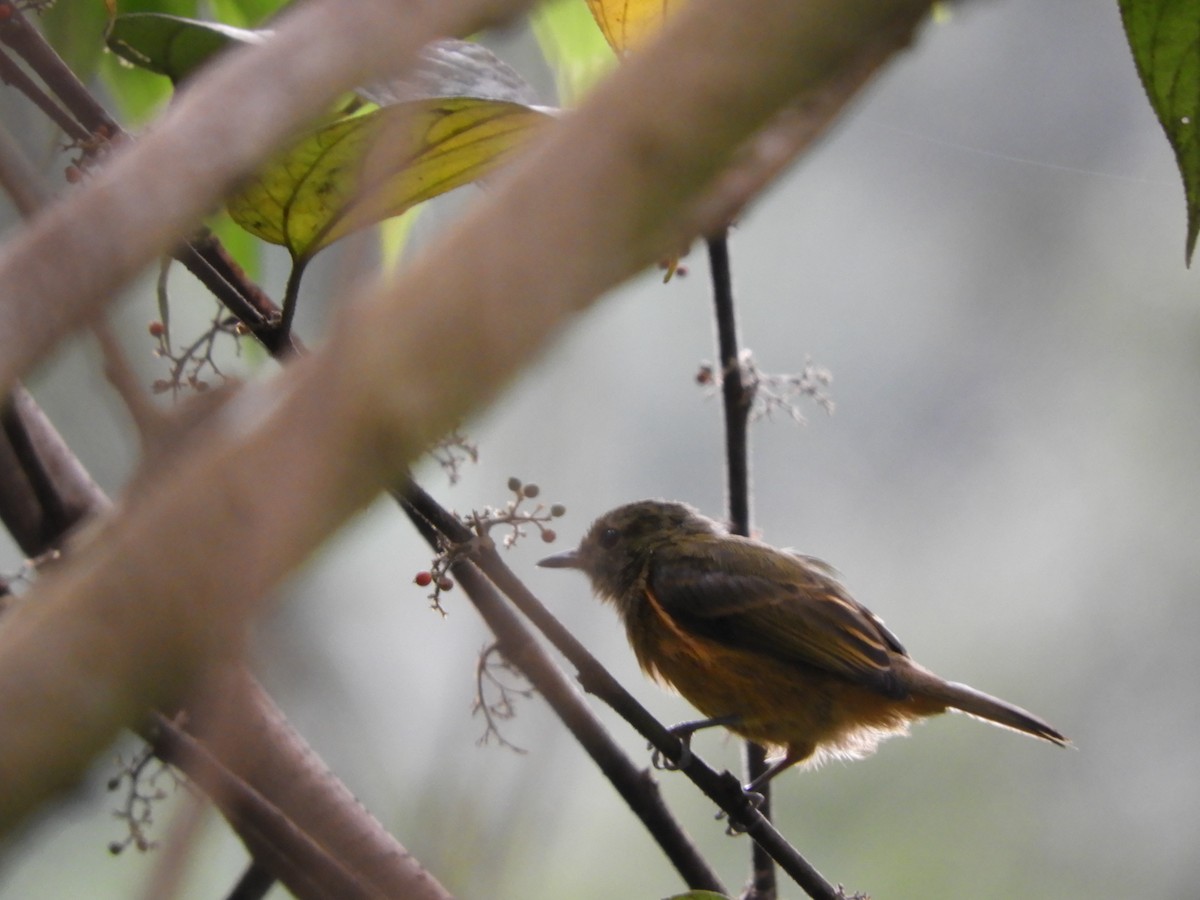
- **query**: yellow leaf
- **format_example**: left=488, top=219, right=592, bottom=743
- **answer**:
left=227, top=98, right=553, bottom=261
left=584, top=0, right=688, bottom=55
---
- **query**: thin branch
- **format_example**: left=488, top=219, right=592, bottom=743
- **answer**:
left=707, top=233, right=778, bottom=900
left=0, top=45, right=89, bottom=141
left=0, top=4, right=119, bottom=136
left=183, top=232, right=296, bottom=355
left=278, top=258, right=310, bottom=346
left=173, top=242, right=273, bottom=339
left=224, top=861, right=277, bottom=900
left=708, top=233, right=752, bottom=536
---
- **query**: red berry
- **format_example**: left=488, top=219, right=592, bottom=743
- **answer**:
left=541, top=529, right=557, bottom=543
left=64, top=165, right=82, bottom=183
left=413, top=571, right=433, bottom=587
left=0, top=6, right=12, bottom=23
left=437, top=576, right=454, bottom=592
left=148, top=321, right=165, bottom=338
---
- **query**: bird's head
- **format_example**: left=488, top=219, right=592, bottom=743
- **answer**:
left=538, top=499, right=720, bottom=600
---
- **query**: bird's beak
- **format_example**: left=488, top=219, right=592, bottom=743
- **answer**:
left=537, top=547, right=583, bottom=569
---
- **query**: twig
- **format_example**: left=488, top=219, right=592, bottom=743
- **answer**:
left=172, top=242, right=276, bottom=344
left=472, top=642, right=533, bottom=753
left=0, top=3, right=118, bottom=136
left=224, top=861, right=277, bottom=900
left=0, top=45, right=89, bottom=141
left=278, top=258, right=310, bottom=347
left=708, top=232, right=777, bottom=899
left=708, top=233, right=752, bottom=536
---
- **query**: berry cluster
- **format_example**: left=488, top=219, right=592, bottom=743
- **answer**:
left=147, top=309, right=244, bottom=397
left=413, top=477, right=565, bottom=613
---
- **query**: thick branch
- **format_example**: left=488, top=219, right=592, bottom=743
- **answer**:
left=179, top=667, right=454, bottom=900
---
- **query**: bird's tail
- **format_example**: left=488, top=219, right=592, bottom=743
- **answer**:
left=916, top=674, right=1069, bottom=746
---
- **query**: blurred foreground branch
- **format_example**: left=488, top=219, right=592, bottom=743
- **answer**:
left=0, top=67, right=454, bottom=895
left=0, top=0, right=933, bottom=846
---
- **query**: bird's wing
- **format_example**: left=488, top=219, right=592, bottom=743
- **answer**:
left=647, top=541, right=908, bottom=696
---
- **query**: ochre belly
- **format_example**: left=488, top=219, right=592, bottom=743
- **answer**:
left=627, top=611, right=944, bottom=765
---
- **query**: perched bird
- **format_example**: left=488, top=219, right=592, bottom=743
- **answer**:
left=539, top=499, right=1067, bottom=789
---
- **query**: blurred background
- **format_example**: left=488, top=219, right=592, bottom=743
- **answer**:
left=0, top=0, right=1197, bottom=897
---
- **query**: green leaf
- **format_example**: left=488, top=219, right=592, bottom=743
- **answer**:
left=107, top=16, right=553, bottom=261
left=1119, top=0, right=1200, bottom=263
left=226, top=98, right=553, bottom=261
left=105, top=13, right=262, bottom=83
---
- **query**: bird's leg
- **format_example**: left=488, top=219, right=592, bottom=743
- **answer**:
left=650, top=714, right=742, bottom=771
left=718, top=747, right=810, bottom=835
left=743, top=743, right=810, bottom=794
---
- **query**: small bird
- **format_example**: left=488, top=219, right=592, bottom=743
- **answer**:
left=539, top=500, right=1067, bottom=789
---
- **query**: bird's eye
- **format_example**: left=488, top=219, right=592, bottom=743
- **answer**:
left=599, top=527, right=620, bottom=549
